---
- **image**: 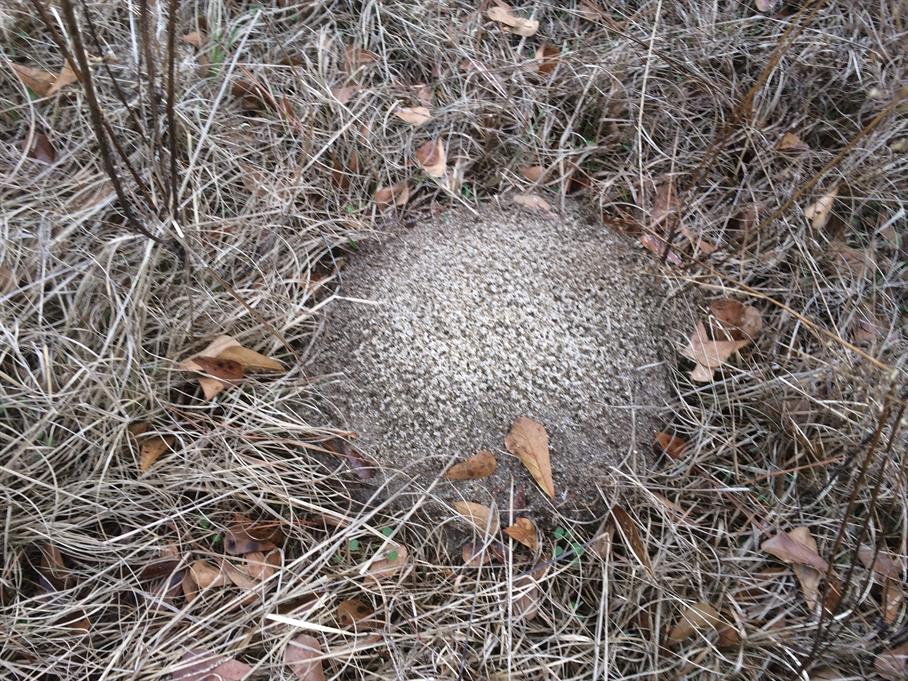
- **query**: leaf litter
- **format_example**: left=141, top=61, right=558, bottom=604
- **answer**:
left=444, top=450, right=497, bottom=481
left=504, top=417, right=554, bottom=498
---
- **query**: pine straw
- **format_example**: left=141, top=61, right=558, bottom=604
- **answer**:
left=1, top=1, right=906, bottom=679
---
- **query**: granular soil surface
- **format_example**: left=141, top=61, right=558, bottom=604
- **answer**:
left=311, top=205, right=680, bottom=520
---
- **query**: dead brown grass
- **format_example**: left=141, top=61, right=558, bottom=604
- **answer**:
left=1, top=1, right=906, bottom=679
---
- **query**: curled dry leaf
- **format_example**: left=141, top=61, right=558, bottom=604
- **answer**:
left=761, top=530, right=829, bottom=572
left=668, top=600, right=721, bottom=642
left=708, top=299, right=763, bottom=341
left=876, top=641, right=908, bottom=681
left=139, top=434, right=176, bottom=472
left=487, top=3, right=539, bottom=37
left=505, top=417, right=554, bottom=498
left=191, top=356, right=244, bottom=380
left=520, top=165, right=544, bottom=182
left=453, top=501, right=500, bottom=536
left=374, top=182, right=411, bottom=210
left=776, top=131, right=809, bottom=154
left=336, top=598, right=377, bottom=629
left=682, top=321, right=750, bottom=383
left=804, top=187, right=838, bottom=230
left=364, top=543, right=409, bottom=583
left=611, top=505, right=652, bottom=573
left=535, top=44, right=559, bottom=75
left=654, top=432, right=687, bottom=460
left=444, top=450, right=497, bottom=481
left=788, top=526, right=822, bottom=610
left=179, top=335, right=284, bottom=401
left=284, top=634, right=326, bottom=681
left=858, top=545, right=905, bottom=624
left=224, top=521, right=283, bottom=556
left=513, top=574, right=541, bottom=621
left=415, top=138, right=446, bottom=178
left=393, top=106, right=433, bottom=126
left=504, top=517, right=538, bottom=550
left=513, top=193, right=552, bottom=213
left=172, top=649, right=253, bottom=681
left=27, top=132, right=57, bottom=164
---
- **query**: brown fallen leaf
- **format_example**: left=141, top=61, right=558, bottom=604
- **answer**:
left=46, top=63, right=78, bottom=97
left=415, top=139, right=446, bottom=178
left=364, top=544, right=409, bottom=583
left=331, top=84, right=359, bottom=104
left=487, top=3, right=539, bottom=37
left=504, top=517, right=538, bottom=550
left=444, top=450, right=497, bottom=481
left=412, top=83, right=433, bottom=107
left=221, top=559, right=258, bottom=590
left=804, top=187, right=839, bottom=230
left=707, top=299, right=764, bottom=341
left=858, top=544, right=905, bottom=625
left=761, top=530, right=829, bottom=572
left=789, top=526, right=822, bottom=610
left=876, top=641, right=908, bottom=681
left=505, top=417, right=554, bottom=498
left=453, top=501, right=500, bottom=536
left=513, top=574, right=541, bottom=621
left=224, top=520, right=283, bottom=556
left=513, top=193, right=552, bottom=213
left=11, top=64, right=57, bottom=96
left=535, top=43, right=559, bottom=76
left=181, top=31, right=205, bottom=48
left=393, top=106, right=433, bottom=126
left=189, top=560, right=229, bottom=589
left=776, top=131, right=809, bottom=155
left=27, top=132, right=57, bottom=164
left=668, top=600, right=721, bottom=642
left=682, top=321, right=750, bottom=382
left=139, top=434, right=176, bottom=472
left=192, top=356, right=245, bottom=381
left=172, top=649, right=253, bottom=681
left=374, top=182, right=411, bottom=210
left=654, top=432, right=687, bottom=460
left=611, top=505, right=652, bottom=573
left=336, top=598, right=377, bottom=629
left=284, top=634, right=326, bottom=681
left=243, top=549, right=281, bottom=581
left=639, top=233, right=682, bottom=265
left=179, top=335, right=284, bottom=400
left=520, top=165, right=545, bottom=182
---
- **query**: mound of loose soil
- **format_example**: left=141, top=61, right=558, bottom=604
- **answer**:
left=312, top=204, right=682, bottom=517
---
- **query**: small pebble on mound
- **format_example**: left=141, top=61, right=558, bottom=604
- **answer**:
left=313, top=206, right=678, bottom=516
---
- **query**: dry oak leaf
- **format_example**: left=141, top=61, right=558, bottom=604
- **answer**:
left=192, top=356, right=244, bottom=381
left=535, top=44, right=559, bottom=76
left=415, top=138, right=446, bottom=178
left=505, top=417, right=554, bottom=498
left=374, top=182, right=411, bottom=210
left=284, top=634, right=326, bottom=681
left=668, top=600, right=721, bottom=642
left=761, top=530, right=829, bottom=572
left=788, top=526, right=823, bottom=610
left=876, top=641, right=908, bottom=681
left=179, top=334, right=284, bottom=400
left=363, top=543, right=409, bottom=583
left=393, top=106, right=433, bottom=126
left=504, top=517, right=538, bottom=550
left=171, top=649, right=253, bottom=681
left=453, top=501, right=500, bottom=536
left=776, top=131, right=809, bottom=155
left=611, top=505, right=652, bottom=573
left=139, top=433, right=176, bottom=472
left=654, top=432, right=687, bottom=460
left=804, top=186, right=838, bottom=231
left=444, top=450, right=497, bottom=481
left=487, top=3, right=539, bottom=37
left=682, top=321, right=750, bottom=383
left=858, top=544, right=905, bottom=625
left=513, top=193, right=552, bottom=213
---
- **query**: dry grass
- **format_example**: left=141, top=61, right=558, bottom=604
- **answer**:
left=1, top=1, right=906, bottom=679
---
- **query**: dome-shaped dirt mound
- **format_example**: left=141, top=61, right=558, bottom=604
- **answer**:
left=313, top=206, right=679, bottom=515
